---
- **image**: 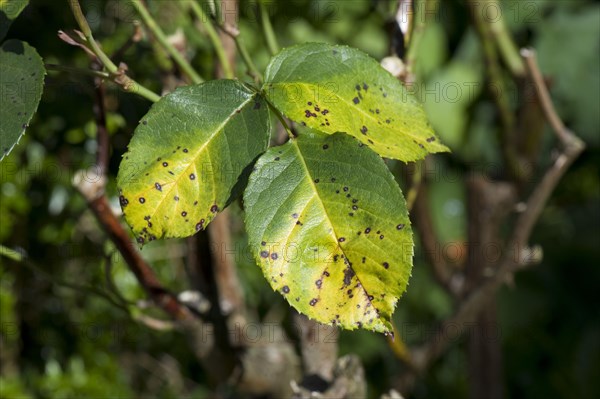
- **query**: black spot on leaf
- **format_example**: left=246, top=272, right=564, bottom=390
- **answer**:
left=343, top=267, right=355, bottom=286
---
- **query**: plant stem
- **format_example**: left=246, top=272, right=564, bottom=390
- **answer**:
left=130, top=0, right=204, bottom=84
left=120, top=79, right=161, bottom=103
left=388, top=321, right=416, bottom=368
left=67, top=0, right=161, bottom=103
left=403, top=0, right=431, bottom=83
left=218, top=23, right=263, bottom=83
left=479, top=0, right=525, bottom=77
left=235, top=36, right=263, bottom=83
left=259, top=1, right=279, bottom=55
left=67, top=0, right=119, bottom=73
left=264, top=97, right=294, bottom=139
left=468, top=0, right=520, bottom=180
left=73, top=169, right=193, bottom=321
left=405, top=160, right=422, bottom=211
left=189, top=1, right=234, bottom=78
left=46, top=63, right=110, bottom=79
left=410, top=47, right=586, bottom=376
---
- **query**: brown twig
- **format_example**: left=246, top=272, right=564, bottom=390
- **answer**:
left=520, top=49, right=582, bottom=154
left=410, top=48, right=585, bottom=374
left=73, top=170, right=192, bottom=321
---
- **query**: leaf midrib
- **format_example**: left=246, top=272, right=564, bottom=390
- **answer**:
left=291, top=139, right=379, bottom=313
left=142, top=91, right=258, bottom=227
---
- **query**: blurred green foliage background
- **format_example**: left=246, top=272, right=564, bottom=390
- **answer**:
left=1, top=1, right=599, bottom=398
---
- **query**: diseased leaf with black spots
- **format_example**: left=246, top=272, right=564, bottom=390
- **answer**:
left=263, top=42, right=448, bottom=161
left=244, top=129, right=413, bottom=333
left=117, top=80, right=270, bottom=244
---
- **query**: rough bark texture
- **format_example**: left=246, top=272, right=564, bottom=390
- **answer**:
left=465, top=176, right=516, bottom=399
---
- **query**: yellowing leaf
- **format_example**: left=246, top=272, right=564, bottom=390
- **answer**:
left=117, top=80, right=270, bottom=244
left=244, top=130, right=413, bottom=333
left=263, top=43, right=448, bottom=161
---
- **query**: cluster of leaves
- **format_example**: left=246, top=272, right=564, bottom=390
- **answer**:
left=116, top=42, right=447, bottom=333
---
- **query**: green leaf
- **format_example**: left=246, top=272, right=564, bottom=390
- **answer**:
left=243, top=130, right=413, bottom=333
left=0, top=39, right=44, bottom=161
left=0, top=0, right=29, bottom=41
left=263, top=42, right=448, bottom=161
left=117, top=80, right=270, bottom=244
